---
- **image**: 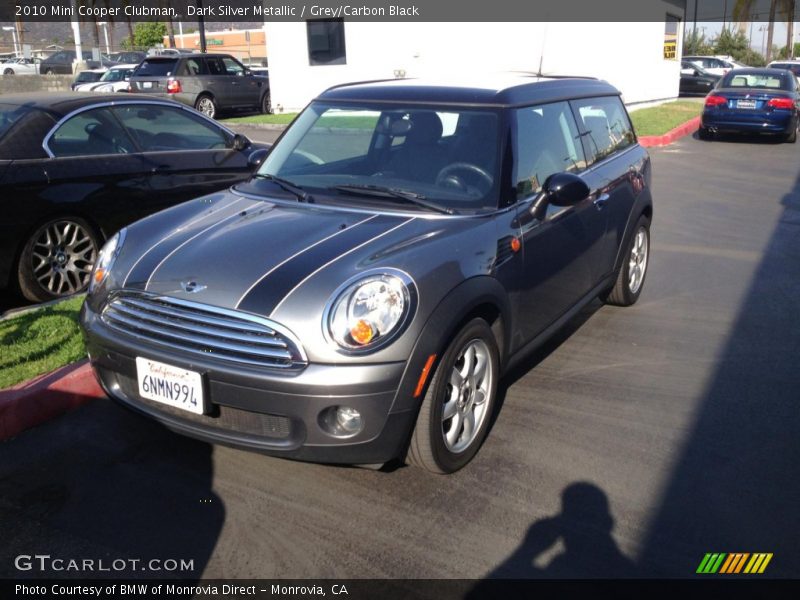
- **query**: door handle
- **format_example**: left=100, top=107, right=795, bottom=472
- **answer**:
left=593, top=193, right=609, bottom=210
left=151, top=165, right=170, bottom=174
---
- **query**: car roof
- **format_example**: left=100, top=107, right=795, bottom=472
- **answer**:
left=142, top=53, right=232, bottom=60
left=317, top=74, right=620, bottom=107
left=726, top=67, right=791, bottom=75
left=0, top=93, right=181, bottom=117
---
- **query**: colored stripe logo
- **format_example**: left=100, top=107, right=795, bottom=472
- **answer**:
left=696, top=553, right=773, bottom=574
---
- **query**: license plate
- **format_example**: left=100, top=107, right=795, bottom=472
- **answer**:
left=737, top=99, right=757, bottom=109
left=143, top=81, right=152, bottom=89
left=135, top=357, right=204, bottom=414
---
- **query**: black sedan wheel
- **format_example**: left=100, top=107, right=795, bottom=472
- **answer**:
left=261, top=92, right=272, bottom=115
left=407, top=318, right=499, bottom=473
left=195, top=94, right=217, bottom=119
left=18, top=218, right=99, bottom=302
left=3, top=68, right=13, bottom=75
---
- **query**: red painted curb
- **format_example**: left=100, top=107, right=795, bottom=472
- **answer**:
left=0, top=359, right=105, bottom=441
left=639, top=116, right=702, bottom=148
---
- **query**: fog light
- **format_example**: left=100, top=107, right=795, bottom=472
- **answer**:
left=336, top=406, right=362, bottom=433
left=319, top=406, right=363, bottom=438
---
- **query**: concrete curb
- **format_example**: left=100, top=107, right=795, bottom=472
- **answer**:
left=0, top=360, right=105, bottom=441
left=638, top=116, right=701, bottom=147
left=223, top=122, right=288, bottom=131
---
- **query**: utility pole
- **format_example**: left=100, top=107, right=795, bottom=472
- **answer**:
left=197, top=0, right=207, bottom=53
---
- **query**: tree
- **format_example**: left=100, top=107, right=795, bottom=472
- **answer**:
left=122, top=22, right=168, bottom=50
left=712, top=28, right=767, bottom=65
left=683, top=29, right=713, bottom=55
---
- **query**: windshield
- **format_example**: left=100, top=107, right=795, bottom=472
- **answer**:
left=134, top=59, right=178, bottom=77
left=257, top=102, right=502, bottom=213
left=0, top=103, right=32, bottom=139
left=101, top=68, right=130, bottom=82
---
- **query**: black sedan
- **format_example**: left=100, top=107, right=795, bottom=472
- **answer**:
left=679, top=61, right=720, bottom=96
left=0, top=93, right=268, bottom=302
left=700, top=68, right=800, bottom=142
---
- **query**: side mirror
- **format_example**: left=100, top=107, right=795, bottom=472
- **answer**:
left=543, top=172, right=590, bottom=207
left=232, top=133, right=251, bottom=151
left=247, top=147, right=270, bottom=169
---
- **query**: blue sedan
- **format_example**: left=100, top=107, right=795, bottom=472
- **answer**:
left=699, top=68, right=800, bottom=142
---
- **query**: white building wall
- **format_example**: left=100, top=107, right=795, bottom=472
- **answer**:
left=265, top=22, right=683, bottom=113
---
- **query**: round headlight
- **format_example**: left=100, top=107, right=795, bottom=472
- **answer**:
left=326, top=271, right=416, bottom=351
left=89, top=228, right=126, bottom=294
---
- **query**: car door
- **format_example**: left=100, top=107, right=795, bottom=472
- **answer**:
left=221, top=56, right=263, bottom=108
left=111, top=103, right=252, bottom=204
left=204, top=56, right=238, bottom=109
left=33, top=106, right=153, bottom=233
left=570, top=95, right=641, bottom=282
left=510, top=101, right=603, bottom=342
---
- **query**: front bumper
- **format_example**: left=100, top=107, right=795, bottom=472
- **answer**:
left=80, top=303, right=417, bottom=464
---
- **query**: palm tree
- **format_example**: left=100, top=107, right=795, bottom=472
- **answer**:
left=786, top=1, right=795, bottom=58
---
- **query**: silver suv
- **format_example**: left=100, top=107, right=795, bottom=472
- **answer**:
left=128, top=53, right=270, bottom=119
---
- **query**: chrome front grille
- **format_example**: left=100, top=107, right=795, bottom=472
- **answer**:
left=102, top=292, right=307, bottom=369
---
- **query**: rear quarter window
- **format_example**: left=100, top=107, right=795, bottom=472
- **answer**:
left=571, top=96, right=636, bottom=165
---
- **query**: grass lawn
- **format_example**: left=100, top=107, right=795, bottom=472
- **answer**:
left=222, top=113, right=299, bottom=125
left=0, top=295, right=86, bottom=389
left=630, top=100, right=704, bottom=137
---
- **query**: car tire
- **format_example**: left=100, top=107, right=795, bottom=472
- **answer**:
left=261, top=92, right=272, bottom=115
left=3, top=68, right=13, bottom=75
left=407, top=318, right=500, bottom=474
left=17, top=217, right=100, bottom=303
left=785, top=122, right=797, bottom=143
left=195, top=94, right=217, bottom=119
left=698, top=126, right=713, bottom=141
left=603, top=214, right=651, bottom=307
left=44, top=68, right=54, bottom=75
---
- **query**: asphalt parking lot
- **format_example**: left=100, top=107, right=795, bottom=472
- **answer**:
left=1, top=131, right=798, bottom=581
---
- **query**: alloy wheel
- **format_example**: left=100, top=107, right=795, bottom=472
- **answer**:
left=441, top=338, right=494, bottom=453
left=628, top=227, right=648, bottom=294
left=30, top=220, right=98, bottom=296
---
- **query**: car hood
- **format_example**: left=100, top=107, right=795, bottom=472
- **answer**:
left=121, top=191, right=420, bottom=316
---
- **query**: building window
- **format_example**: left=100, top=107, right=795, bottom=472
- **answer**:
left=307, top=20, right=346, bottom=66
left=664, top=14, right=680, bottom=60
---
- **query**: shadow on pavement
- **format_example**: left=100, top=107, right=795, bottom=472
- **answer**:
left=0, top=397, right=224, bottom=579
left=470, top=482, right=636, bottom=584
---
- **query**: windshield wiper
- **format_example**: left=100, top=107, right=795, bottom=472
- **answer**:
left=332, top=184, right=454, bottom=215
left=254, top=174, right=314, bottom=203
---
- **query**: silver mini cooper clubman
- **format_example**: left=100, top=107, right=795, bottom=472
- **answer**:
left=81, top=75, right=653, bottom=473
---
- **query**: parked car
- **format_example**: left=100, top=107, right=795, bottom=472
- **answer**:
left=71, top=69, right=106, bottom=90
left=767, top=60, right=800, bottom=78
left=700, top=68, right=800, bottom=142
left=80, top=75, right=654, bottom=473
left=0, top=93, right=269, bottom=302
left=108, top=51, right=146, bottom=64
left=683, top=55, right=736, bottom=77
left=128, top=53, right=271, bottom=118
left=1, top=57, right=41, bottom=75
left=73, top=64, right=138, bottom=92
left=40, top=51, right=117, bottom=74
left=679, top=61, right=720, bottom=95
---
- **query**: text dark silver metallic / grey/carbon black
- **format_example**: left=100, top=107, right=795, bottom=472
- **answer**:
left=80, top=75, right=654, bottom=473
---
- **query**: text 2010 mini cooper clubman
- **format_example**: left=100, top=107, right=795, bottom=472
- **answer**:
left=81, top=76, right=653, bottom=473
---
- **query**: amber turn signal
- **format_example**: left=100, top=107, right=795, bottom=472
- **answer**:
left=349, top=319, right=376, bottom=345
left=510, top=237, right=521, bottom=253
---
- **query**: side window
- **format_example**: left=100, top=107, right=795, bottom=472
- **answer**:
left=513, top=101, right=586, bottom=198
left=205, top=58, right=226, bottom=76
left=222, top=57, right=245, bottom=76
left=180, top=58, right=206, bottom=76
left=48, top=108, right=135, bottom=157
left=112, top=105, right=229, bottom=151
left=571, top=96, right=635, bottom=165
